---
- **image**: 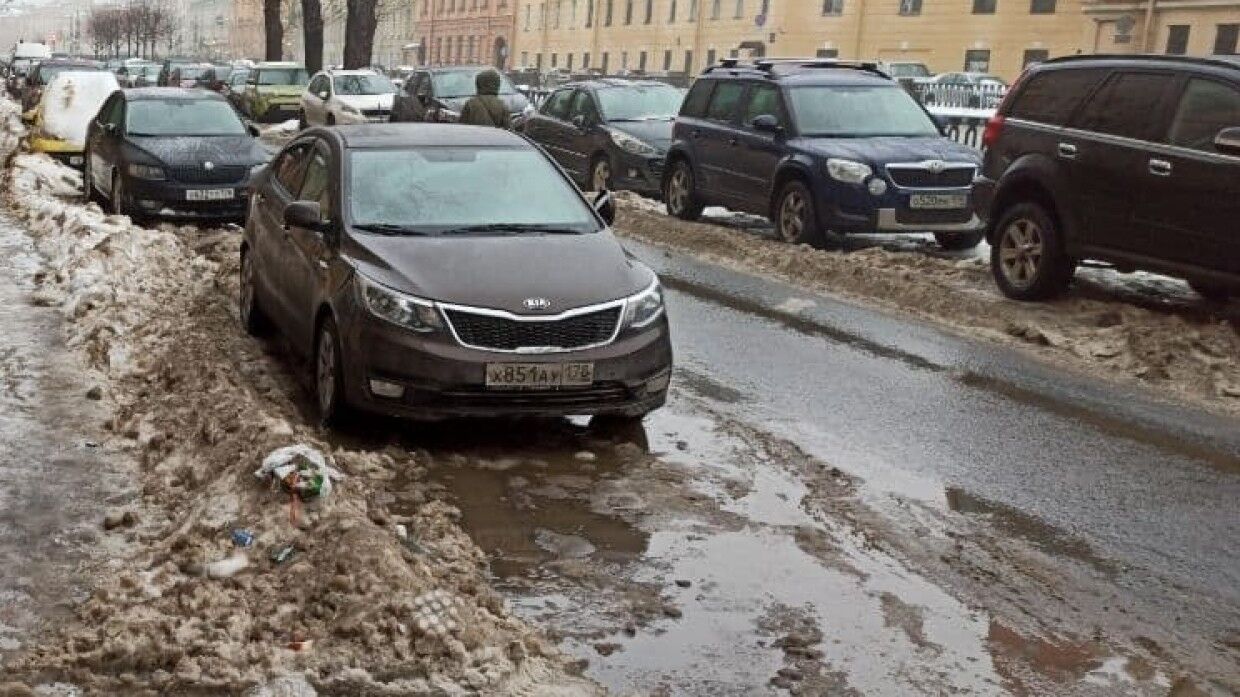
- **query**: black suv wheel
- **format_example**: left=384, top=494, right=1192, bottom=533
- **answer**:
left=775, top=180, right=826, bottom=247
left=990, top=202, right=1074, bottom=301
left=664, top=160, right=704, bottom=221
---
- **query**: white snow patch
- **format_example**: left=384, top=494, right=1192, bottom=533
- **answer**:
left=39, top=72, right=120, bottom=146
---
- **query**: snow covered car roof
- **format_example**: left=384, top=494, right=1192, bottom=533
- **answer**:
left=38, top=71, right=120, bottom=148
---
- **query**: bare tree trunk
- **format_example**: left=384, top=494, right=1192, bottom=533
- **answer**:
left=301, top=0, right=323, bottom=73
left=342, top=0, right=377, bottom=69
left=264, top=0, right=283, bottom=61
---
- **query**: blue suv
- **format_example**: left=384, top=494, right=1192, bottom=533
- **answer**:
left=663, top=59, right=985, bottom=250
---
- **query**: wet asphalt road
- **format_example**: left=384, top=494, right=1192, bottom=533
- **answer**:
left=628, top=238, right=1240, bottom=603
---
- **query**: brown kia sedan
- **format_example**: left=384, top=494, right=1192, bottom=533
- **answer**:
left=240, top=124, right=672, bottom=424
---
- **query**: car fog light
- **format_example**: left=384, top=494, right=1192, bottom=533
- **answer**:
left=369, top=379, right=405, bottom=399
left=645, top=371, right=671, bottom=394
left=867, top=177, right=888, bottom=196
left=628, top=168, right=639, bottom=178
left=139, top=199, right=161, bottom=209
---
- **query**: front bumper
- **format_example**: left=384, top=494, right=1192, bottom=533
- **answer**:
left=125, top=176, right=250, bottom=219
left=253, top=101, right=301, bottom=122
left=339, top=304, right=673, bottom=420
left=815, top=180, right=983, bottom=234
left=612, top=151, right=665, bottom=197
left=28, top=137, right=85, bottom=168
left=335, top=109, right=392, bottom=125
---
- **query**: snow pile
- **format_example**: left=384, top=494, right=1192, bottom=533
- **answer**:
left=0, top=99, right=601, bottom=695
left=615, top=192, right=1240, bottom=415
left=39, top=72, right=120, bottom=146
left=265, top=119, right=301, bottom=134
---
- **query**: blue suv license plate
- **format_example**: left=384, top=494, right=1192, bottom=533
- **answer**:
left=910, top=193, right=967, bottom=210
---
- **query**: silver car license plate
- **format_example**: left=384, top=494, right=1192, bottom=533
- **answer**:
left=186, top=188, right=235, bottom=201
left=485, top=362, right=594, bottom=390
left=68, top=156, right=83, bottom=165
left=910, top=193, right=967, bottom=209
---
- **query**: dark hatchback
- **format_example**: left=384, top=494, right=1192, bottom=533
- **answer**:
left=523, top=79, right=684, bottom=195
left=84, top=88, right=267, bottom=221
left=241, top=124, right=672, bottom=424
left=664, top=59, right=985, bottom=250
left=975, top=55, right=1240, bottom=301
left=390, top=65, right=531, bottom=124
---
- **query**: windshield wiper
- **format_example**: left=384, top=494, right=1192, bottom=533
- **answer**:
left=438, top=224, right=586, bottom=236
left=353, top=223, right=428, bottom=236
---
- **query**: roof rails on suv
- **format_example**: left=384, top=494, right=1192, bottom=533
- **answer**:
left=703, top=57, right=887, bottom=79
left=1038, top=53, right=1240, bottom=72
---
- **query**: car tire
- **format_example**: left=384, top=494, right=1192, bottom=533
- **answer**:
left=590, top=155, right=613, bottom=192
left=1188, top=280, right=1233, bottom=303
left=990, top=202, right=1074, bottom=301
left=774, top=180, right=827, bottom=247
left=934, top=230, right=984, bottom=251
left=239, top=249, right=272, bottom=336
left=314, top=315, right=351, bottom=427
left=664, top=160, right=704, bottom=221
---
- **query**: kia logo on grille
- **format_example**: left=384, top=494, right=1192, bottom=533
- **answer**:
left=925, top=160, right=946, bottom=174
left=203, top=161, right=215, bottom=171
left=523, top=297, right=552, bottom=311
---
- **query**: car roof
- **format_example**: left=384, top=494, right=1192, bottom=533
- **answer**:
left=700, top=59, right=894, bottom=86
left=38, top=59, right=99, bottom=68
left=312, top=123, right=529, bottom=149
left=1038, top=54, right=1240, bottom=73
left=569, top=78, right=678, bottom=90
left=323, top=68, right=380, bottom=76
left=255, top=61, right=303, bottom=69
left=426, top=65, right=492, bottom=73
left=124, top=87, right=227, bottom=101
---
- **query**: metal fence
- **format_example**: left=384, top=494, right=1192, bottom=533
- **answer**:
left=908, top=81, right=1007, bottom=110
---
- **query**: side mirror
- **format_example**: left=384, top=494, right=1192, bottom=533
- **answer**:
left=751, top=114, right=782, bottom=134
left=246, top=123, right=261, bottom=137
left=101, top=122, right=117, bottom=136
left=284, top=200, right=328, bottom=231
left=593, top=189, right=616, bottom=226
left=1215, top=127, right=1240, bottom=156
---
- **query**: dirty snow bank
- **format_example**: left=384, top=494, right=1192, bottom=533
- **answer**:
left=615, top=192, right=1240, bottom=417
left=0, top=104, right=600, bottom=695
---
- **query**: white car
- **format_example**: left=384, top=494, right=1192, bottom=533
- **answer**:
left=300, top=69, right=396, bottom=127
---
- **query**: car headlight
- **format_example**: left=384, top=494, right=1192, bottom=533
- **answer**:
left=608, top=128, right=657, bottom=156
left=622, top=280, right=664, bottom=329
left=825, top=158, right=872, bottom=184
left=439, top=108, right=460, bottom=122
left=355, top=272, right=444, bottom=333
left=127, top=163, right=165, bottom=180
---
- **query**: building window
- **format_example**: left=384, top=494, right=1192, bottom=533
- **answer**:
left=663, top=50, right=673, bottom=70
left=605, top=0, right=613, bottom=25
left=1029, top=0, right=1054, bottom=13
left=524, top=4, right=531, bottom=28
left=689, top=0, right=698, bottom=20
left=639, top=51, right=647, bottom=70
left=822, top=0, right=843, bottom=15
left=816, top=48, right=840, bottom=57
left=706, top=48, right=716, bottom=66
left=1022, top=48, right=1048, bottom=67
left=551, top=52, right=557, bottom=67
left=586, top=0, right=594, bottom=25
left=622, top=51, right=628, bottom=70
left=1166, top=25, right=1190, bottom=54
left=571, top=0, right=578, bottom=25
left=669, top=0, right=678, bottom=21
left=521, top=51, right=528, bottom=66
left=602, top=51, right=609, bottom=72
left=646, top=0, right=654, bottom=23
left=1215, top=24, right=1239, bottom=54
left=734, top=0, right=744, bottom=18
left=973, top=0, right=996, bottom=13
left=583, top=52, right=590, bottom=68
left=567, top=53, right=574, bottom=69
left=710, top=0, right=721, bottom=19
left=964, top=49, right=991, bottom=71
left=553, top=0, right=561, bottom=27
left=536, top=52, right=543, bottom=69
left=898, top=0, right=921, bottom=15
left=684, top=50, right=693, bottom=72
left=625, top=0, right=633, bottom=23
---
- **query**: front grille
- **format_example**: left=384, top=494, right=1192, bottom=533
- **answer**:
left=647, top=158, right=664, bottom=177
left=895, top=208, right=974, bottom=225
left=362, top=108, right=390, bottom=118
left=168, top=164, right=248, bottom=185
left=423, top=384, right=631, bottom=408
left=886, top=165, right=975, bottom=189
left=444, top=306, right=622, bottom=351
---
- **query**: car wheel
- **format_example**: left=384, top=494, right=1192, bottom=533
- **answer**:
left=239, top=249, right=272, bottom=336
left=590, top=155, right=612, bottom=192
left=990, top=202, right=1074, bottom=301
left=1188, top=280, right=1233, bottom=303
left=775, top=180, right=826, bottom=247
left=315, top=316, right=351, bottom=426
left=934, top=230, right=984, bottom=251
left=664, top=160, right=704, bottom=221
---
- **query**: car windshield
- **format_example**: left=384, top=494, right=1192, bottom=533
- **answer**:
left=257, top=68, right=309, bottom=86
left=431, top=70, right=517, bottom=98
left=349, top=147, right=599, bottom=234
left=887, top=63, right=930, bottom=78
left=787, top=85, right=939, bottom=137
left=596, top=84, right=684, bottom=121
left=230, top=71, right=250, bottom=84
left=127, top=99, right=247, bottom=137
left=333, top=73, right=396, bottom=95
left=179, top=67, right=210, bottom=80
left=213, top=66, right=233, bottom=80
left=141, top=66, right=161, bottom=76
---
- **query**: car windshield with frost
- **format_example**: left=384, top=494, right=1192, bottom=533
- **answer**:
left=127, top=99, right=248, bottom=137
left=788, top=85, right=940, bottom=138
left=349, top=146, right=600, bottom=235
left=596, top=84, right=685, bottom=121
left=334, top=74, right=396, bottom=95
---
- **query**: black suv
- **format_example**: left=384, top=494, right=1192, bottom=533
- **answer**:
left=664, top=59, right=984, bottom=249
left=523, top=79, right=684, bottom=195
left=975, top=55, right=1240, bottom=301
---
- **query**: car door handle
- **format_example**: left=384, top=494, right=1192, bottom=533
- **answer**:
left=1148, top=159, right=1172, bottom=176
left=1057, top=142, right=1077, bottom=159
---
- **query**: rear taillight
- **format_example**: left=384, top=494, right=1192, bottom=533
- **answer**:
left=982, top=115, right=1005, bottom=149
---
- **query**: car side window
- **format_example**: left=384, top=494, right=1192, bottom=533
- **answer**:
left=1166, top=78, right=1240, bottom=154
left=704, top=82, right=745, bottom=124
left=1008, top=68, right=1106, bottom=126
left=97, top=95, right=120, bottom=126
left=542, top=89, right=574, bottom=119
left=273, top=144, right=312, bottom=195
left=742, top=84, right=784, bottom=128
left=297, top=147, right=333, bottom=221
left=1072, top=72, right=1177, bottom=141
left=569, top=90, right=599, bottom=122
left=681, top=80, right=714, bottom=117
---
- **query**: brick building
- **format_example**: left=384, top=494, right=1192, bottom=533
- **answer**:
left=413, top=0, right=519, bottom=68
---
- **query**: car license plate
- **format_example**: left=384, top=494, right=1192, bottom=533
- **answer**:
left=68, top=156, right=83, bottom=165
left=910, top=193, right=967, bottom=209
left=485, top=362, right=594, bottom=390
left=186, top=188, right=235, bottom=201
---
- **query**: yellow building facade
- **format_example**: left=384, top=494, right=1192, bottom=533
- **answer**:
left=511, top=0, right=1237, bottom=82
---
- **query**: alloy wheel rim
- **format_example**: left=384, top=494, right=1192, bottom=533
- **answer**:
left=317, top=330, right=335, bottom=415
left=668, top=169, right=688, bottom=212
left=780, top=191, right=806, bottom=242
left=593, top=161, right=610, bottom=191
left=999, top=218, right=1045, bottom=288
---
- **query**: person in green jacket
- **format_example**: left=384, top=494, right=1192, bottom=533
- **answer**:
left=459, top=69, right=510, bottom=129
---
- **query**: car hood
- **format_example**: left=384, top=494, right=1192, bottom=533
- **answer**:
left=439, top=93, right=530, bottom=115
left=609, top=119, right=675, bottom=151
left=126, top=135, right=267, bottom=167
left=795, top=136, right=981, bottom=166
left=343, top=230, right=651, bottom=314
left=338, top=93, right=394, bottom=110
